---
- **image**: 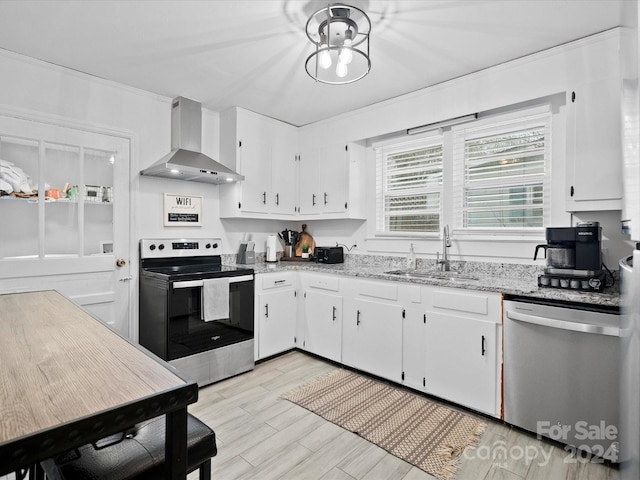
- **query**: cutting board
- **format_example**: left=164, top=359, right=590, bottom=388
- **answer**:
left=295, top=224, right=315, bottom=256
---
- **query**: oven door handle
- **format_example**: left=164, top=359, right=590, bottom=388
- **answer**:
left=173, top=280, right=204, bottom=289
left=173, top=275, right=254, bottom=289
left=228, top=275, right=254, bottom=284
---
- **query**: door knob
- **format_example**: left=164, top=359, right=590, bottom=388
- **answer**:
left=116, top=258, right=127, bottom=267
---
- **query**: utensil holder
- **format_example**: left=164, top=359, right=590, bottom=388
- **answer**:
left=237, top=243, right=255, bottom=264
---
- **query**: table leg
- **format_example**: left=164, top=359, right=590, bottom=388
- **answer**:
left=166, top=407, right=188, bottom=480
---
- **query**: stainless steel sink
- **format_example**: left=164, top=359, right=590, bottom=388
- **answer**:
left=384, top=269, right=479, bottom=281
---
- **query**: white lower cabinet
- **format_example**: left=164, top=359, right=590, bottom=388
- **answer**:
left=422, top=288, right=502, bottom=416
left=424, top=312, right=500, bottom=416
left=255, top=273, right=297, bottom=360
left=255, top=271, right=502, bottom=418
left=303, top=289, right=343, bottom=362
left=345, top=298, right=404, bottom=382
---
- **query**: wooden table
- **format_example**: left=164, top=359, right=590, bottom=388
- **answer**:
left=0, top=290, right=198, bottom=479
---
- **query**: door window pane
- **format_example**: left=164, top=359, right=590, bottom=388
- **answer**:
left=44, top=143, right=80, bottom=256
left=0, top=136, right=39, bottom=258
left=84, top=148, right=114, bottom=256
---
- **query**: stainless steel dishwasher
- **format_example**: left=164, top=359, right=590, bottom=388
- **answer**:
left=504, top=296, right=620, bottom=461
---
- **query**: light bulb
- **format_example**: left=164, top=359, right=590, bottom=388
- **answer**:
left=336, top=61, right=348, bottom=78
left=339, top=39, right=353, bottom=64
left=319, top=49, right=332, bottom=69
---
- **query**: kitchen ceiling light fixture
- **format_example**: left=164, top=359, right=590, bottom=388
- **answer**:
left=305, top=3, right=371, bottom=85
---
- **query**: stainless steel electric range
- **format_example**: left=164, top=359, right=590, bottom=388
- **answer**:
left=139, top=238, right=254, bottom=386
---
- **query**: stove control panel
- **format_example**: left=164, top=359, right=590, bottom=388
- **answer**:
left=140, top=238, right=222, bottom=258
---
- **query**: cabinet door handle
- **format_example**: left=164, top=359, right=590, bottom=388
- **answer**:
left=324, top=192, right=328, bottom=205
left=262, top=192, right=267, bottom=204
left=265, top=304, right=269, bottom=318
left=332, top=306, right=337, bottom=321
left=276, top=193, right=279, bottom=206
left=481, top=335, right=486, bottom=356
left=312, top=194, right=316, bottom=206
left=356, top=310, right=361, bottom=325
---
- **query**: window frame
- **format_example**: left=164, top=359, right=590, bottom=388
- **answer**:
left=451, top=105, right=552, bottom=239
left=374, top=132, right=444, bottom=238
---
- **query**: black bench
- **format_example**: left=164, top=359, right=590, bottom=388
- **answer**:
left=40, top=413, right=216, bottom=480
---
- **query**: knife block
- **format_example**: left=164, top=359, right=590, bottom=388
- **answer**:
left=237, top=243, right=255, bottom=264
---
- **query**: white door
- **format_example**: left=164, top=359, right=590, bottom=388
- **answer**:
left=352, top=298, right=403, bottom=382
left=258, top=288, right=296, bottom=359
left=304, top=289, right=342, bottom=362
left=425, top=312, right=498, bottom=415
left=237, top=112, right=271, bottom=214
left=270, top=126, right=298, bottom=216
left=298, top=146, right=321, bottom=215
left=0, top=112, right=132, bottom=337
left=321, top=142, right=347, bottom=214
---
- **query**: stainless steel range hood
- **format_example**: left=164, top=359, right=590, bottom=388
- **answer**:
left=140, top=97, right=244, bottom=184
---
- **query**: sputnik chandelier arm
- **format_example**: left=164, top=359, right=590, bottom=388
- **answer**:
left=305, top=3, right=371, bottom=85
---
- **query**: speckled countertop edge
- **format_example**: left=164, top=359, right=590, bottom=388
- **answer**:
left=224, top=254, right=620, bottom=308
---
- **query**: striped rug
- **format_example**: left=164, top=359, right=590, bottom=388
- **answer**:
left=282, top=369, right=486, bottom=480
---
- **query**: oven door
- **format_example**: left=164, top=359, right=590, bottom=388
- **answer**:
left=167, top=275, right=254, bottom=360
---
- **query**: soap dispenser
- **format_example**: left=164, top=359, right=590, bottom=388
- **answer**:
left=406, top=243, right=416, bottom=270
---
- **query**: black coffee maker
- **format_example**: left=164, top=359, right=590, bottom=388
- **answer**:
left=534, top=222, right=604, bottom=291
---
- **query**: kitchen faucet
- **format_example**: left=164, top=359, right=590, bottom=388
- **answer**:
left=437, top=224, right=451, bottom=271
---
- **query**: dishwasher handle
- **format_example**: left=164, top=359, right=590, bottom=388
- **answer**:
left=505, top=309, right=619, bottom=337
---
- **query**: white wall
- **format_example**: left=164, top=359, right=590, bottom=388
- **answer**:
left=0, top=28, right=633, bottom=267
left=301, top=28, right=633, bottom=265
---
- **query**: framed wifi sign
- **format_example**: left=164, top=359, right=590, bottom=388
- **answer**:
left=164, top=193, right=203, bottom=227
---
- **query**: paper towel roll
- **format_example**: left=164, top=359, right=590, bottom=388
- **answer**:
left=266, top=235, right=277, bottom=262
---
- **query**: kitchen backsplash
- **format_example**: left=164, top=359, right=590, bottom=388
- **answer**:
left=223, top=252, right=549, bottom=279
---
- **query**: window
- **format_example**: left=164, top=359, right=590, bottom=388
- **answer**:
left=452, top=110, right=551, bottom=231
left=375, top=136, right=443, bottom=235
left=375, top=106, right=551, bottom=239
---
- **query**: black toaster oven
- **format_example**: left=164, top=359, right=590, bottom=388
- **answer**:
left=314, top=246, right=344, bottom=264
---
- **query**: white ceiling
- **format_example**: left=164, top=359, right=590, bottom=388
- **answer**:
left=0, top=0, right=632, bottom=126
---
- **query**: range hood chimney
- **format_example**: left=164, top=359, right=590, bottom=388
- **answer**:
left=140, top=97, right=244, bottom=184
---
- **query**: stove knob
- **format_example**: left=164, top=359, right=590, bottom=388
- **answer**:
left=205, top=243, right=211, bottom=249
left=212, top=243, right=218, bottom=249
left=149, top=244, right=156, bottom=251
left=158, top=244, right=165, bottom=250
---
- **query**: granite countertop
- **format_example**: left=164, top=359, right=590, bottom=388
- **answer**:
left=233, top=255, right=620, bottom=308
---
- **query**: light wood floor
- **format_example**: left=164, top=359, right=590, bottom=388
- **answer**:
left=2, top=350, right=618, bottom=480
left=188, top=350, right=619, bottom=480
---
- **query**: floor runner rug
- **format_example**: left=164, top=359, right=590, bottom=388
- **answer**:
left=282, top=369, right=486, bottom=480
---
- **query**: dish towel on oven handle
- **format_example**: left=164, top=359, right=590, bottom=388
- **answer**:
left=201, top=278, right=229, bottom=321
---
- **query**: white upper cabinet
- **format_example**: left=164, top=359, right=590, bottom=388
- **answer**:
left=565, top=37, right=623, bottom=212
left=298, top=126, right=366, bottom=219
left=219, top=107, right=298, bottom=218
left=299, top=142, right=348, bottom=215
left=220, top=107, right=366, bottom=220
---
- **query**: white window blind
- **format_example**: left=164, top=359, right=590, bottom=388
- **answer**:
left=376, top=137, right=443, bottom=234
left=452, top=112, right=551, bottom=231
